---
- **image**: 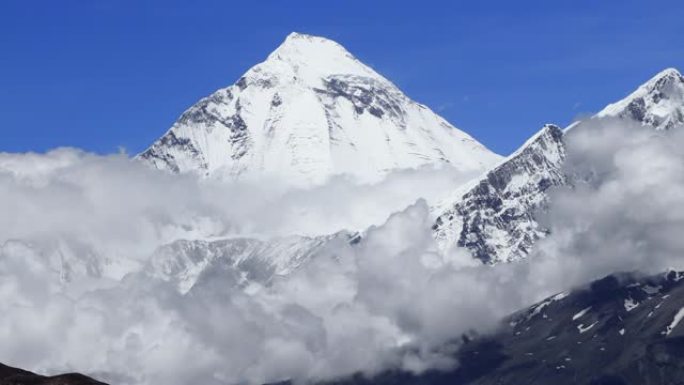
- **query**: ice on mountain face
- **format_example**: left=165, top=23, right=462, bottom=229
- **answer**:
left=597, top=68, right=684, bottom=130
left=624, top=297, right=639, bottom=312
left=432, top=124, right=566, bottom=264
left=572, top=306, right=592, bottom=321
left=525, top=290, right=569, bottom=321
left=577, top=321, right=597, bottom=334
left=138, top=32, right=501, bottom=186
left=664, top=307, right=684, bottom=336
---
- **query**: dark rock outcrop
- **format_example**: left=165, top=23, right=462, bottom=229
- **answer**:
left=0, top=363, right=106, bottom=385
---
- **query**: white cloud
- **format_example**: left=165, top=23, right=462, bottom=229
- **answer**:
left=528, top=119, right=684, bottom=292
left=1, top=120, right=683, bottom=384
left=0, top=149, right=480, bottom=384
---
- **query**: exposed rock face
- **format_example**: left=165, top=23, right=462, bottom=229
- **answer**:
left=433, top=124, right=566, bottom=263
left=433, top=68, right=684, bottom=264
left=138, top=33, right=500, bottom=186
left=0, top=363, right=107, bottom=385
left=474, top=270, right=684, bottom=385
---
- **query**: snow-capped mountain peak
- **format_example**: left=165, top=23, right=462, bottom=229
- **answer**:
left=432, top=67, right=684, bottom=265
left=138, top=33, right=501, bottom=186
left=261, top=32, right=384, bottom=86
left=597, top=67, right=684, bottom=130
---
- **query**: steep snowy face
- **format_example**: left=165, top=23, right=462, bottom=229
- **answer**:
left=138, top=33, right=501, bottom=185
left=433, top=125, right=566, bottom=263
left=433, top=67, right=684, bottom=265
left=597, top=68, right=684, bottom=130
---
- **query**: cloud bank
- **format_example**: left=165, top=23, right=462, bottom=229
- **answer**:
left=1, top=119, right=684, bottom=385
left=528, top=119, right=684, bottom=291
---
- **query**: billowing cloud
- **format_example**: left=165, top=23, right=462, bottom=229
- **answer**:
left=527, top=119, right=684, bottom=293
left=1, top=119, right=683, bottom=385
left=0, top=149, right=483, bottom=384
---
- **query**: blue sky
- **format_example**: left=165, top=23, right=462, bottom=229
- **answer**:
left=1, top=0, right=683, bottom=155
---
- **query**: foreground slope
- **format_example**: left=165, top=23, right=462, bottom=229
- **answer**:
left=323, top=271, right=684, bottom=385
left=7, top=271, right=684, bottom=385
left=433, top=68, right=684, bottom=264
left=139, top=33, right=500, bottom=186
left=0, top=363, right=106, bottom=385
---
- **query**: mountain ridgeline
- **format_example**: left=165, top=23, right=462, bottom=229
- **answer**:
left=433, top=68, right=684, bottom=264
left=138, top=33, right=500, bottom=186
left=137, top=33, right=684, bottom=266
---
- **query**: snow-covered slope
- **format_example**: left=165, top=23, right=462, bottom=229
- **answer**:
left=433, top=68, right=683, bottom=264
left=0, top=230, right=357, bottom=298
left=145, top=232, right=355, bottom=294
left=138, top=33, right=501, bottom=186
left=433, top=125, right=566, bottom=263
left=597, top=68, right=684, bottom=130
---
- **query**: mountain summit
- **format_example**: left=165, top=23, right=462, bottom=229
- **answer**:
left=138, top=33, right=501, bottom=185
left=433, top=67, right=684, bottom=264
left=263, top=32, right=382, bottom=86
left=597, top=68, right=684, bottom=130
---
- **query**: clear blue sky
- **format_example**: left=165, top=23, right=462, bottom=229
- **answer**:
left=1, top=0, right=683, bottom=155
